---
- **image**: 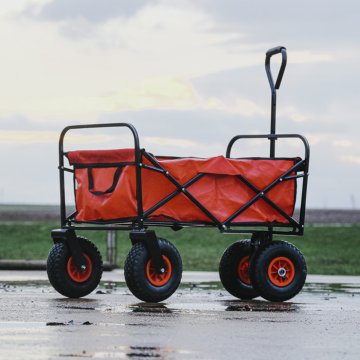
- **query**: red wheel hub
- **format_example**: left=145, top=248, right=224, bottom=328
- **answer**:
left=146, top=256, right=172, bottom=287
left=268, top=256, right=295, bottom=287
left=67, top=253, right=92, bottom=283
left=237, top=255, right=251, bottom=285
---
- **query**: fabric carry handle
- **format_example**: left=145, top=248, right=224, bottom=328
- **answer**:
left=88, top=166, right=123, bottom=195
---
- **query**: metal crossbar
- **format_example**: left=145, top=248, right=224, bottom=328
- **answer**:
left=142, top=152, right=223, bottom=227
left=223, top=159, right=305, bottom=227
left=142, top=151, right=302, bottom=231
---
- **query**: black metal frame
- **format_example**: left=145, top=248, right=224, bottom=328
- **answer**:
left=60, top=137, right=308, bottom=233
left=58, top=122, right=144, bottom=230
left=53, top=46, right=310, bottom=271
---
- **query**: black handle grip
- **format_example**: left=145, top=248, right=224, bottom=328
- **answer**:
left=265, top=46, right=287, bottom=90
left=266, top=46, right=286, bottom=58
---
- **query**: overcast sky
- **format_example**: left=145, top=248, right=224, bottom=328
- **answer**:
left=0, top=0, right=359, bottom=209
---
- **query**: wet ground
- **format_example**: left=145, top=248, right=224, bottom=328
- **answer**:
left=0, top=281, right=359, bottom=360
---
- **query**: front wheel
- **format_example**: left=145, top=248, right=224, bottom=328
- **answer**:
left=124, top=238, right=182, bottom=302
left=47, top=236, right=103, bottom=298
left=250, top=241, right=307, bottom=302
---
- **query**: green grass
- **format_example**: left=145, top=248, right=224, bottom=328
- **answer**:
left=0, top=221, right=359, bottom=275
left=289, top=226, right=360, bottom=275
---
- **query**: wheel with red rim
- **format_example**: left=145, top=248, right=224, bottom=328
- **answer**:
left=146, top=255, right=172, bottom=287
left=237, top=255, right=251, bottom=285
left=47, top=236, right=103, bottom=298
left=267, top=256, right=295, bottom=287
left=250, top=241, right=307, bottom=302
left=124, top=238, right=182, bottom=302
left=219, top=240, right=258, bottom=300
left=67, top=253, right=93, bottom=283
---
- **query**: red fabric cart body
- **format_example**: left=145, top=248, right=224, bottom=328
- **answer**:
left=67, top=149, right=298, bottom=224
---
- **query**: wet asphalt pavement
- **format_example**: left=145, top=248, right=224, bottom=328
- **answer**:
left=0, top=279, right=359, bottom=360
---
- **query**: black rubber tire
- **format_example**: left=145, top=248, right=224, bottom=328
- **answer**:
left=219, top=240, right=258, bottom=300
left=124, top=238, right=182, bottom=302
left=250, top=241, right=307, bottom=302
left=47, top=236, right=103, bottom=298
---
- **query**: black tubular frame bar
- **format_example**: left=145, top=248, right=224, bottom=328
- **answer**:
left=58, top=123, right=144, bottom=229
left=226, top=133, right=310, bottom=235
left=265, top=46, right=287, bottom=158
left=58, top=123, right=310, bottom=236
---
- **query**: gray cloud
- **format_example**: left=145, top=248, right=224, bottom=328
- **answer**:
left=192, top=57, right=360, bottom=135
left=0, top=115, right=75, bottom=132
left=32, top=0, right=155, bottom=23
left=195, top=0, right=360, bottom=47
left=99, top=109, right=260, bottom=144
left=0, top=114, right=36, bottom=131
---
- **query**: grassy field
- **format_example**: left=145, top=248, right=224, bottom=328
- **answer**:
left=0, top=221, right=359, bottom=275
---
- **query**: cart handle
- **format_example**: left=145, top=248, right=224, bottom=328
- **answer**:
left=226, top=133, right=310, bottom=161
left=265, top=46, right=287, bottom=90
left=59, top=122, right=140, bottom=160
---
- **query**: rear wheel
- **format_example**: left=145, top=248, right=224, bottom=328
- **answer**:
left=219, top=240, right=258, bottom=300
left=250, top=241, right=307, bottom=302
left=124, top=238, right=182, bottom=302
left=47, top=236, right=103, bottom=298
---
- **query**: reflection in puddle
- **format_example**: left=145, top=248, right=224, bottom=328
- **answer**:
left=59, top=345, right=195, bottom=358
left=54, top=298, right=99, bottom=305
left=56, top=305, right=96, bottom=311
left=52, top=298, right=101, bottom=313
left=95, top=282, right=118, bottom=295
left=224, top=300, right=299, bottom=313
left=127, top=346, right=161, bottom=358
left=46, top=320, right=93, bottom=326
left=130, top=303, right=175, bottom=314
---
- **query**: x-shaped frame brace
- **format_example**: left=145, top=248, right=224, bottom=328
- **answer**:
left=141, top=151, right=305, bottom=230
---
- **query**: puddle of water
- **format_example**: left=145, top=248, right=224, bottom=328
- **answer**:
left=304, top=282, right=360, bottom=295
left=0, top=281, right=51, bottom=289
left=171, top=301, right=225, bottom=314
left=2, top=279, right=360, bottom=311
left=223, top=300, right=299, bottom=313
left=46, top=321, right=93, bottom=326
left=179, top=281, right=223, bottom=291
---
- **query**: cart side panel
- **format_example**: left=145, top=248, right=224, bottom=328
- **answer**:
left=74, top=165, right=138, bottom=221
left=68, top=149, right=298, bottom=224
left=68, top=149, right=138, bottom=222
left=143, top=156, right=296, bottom=223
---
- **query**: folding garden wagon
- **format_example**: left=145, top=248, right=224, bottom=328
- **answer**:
left=47, top=46, right=310, bottom=302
